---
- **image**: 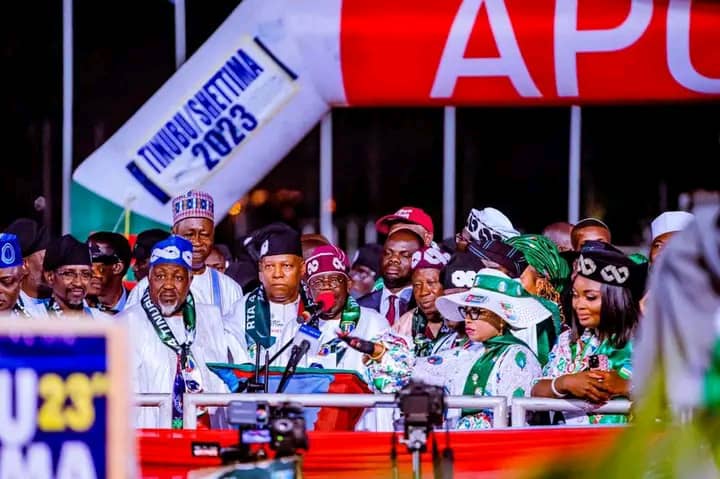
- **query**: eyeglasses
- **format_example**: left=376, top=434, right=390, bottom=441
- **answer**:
left=459, top=306, right=486, bottom=321
left=57, top=269, right=93, bottom=282
left=309, top=276, right=346, bottom=289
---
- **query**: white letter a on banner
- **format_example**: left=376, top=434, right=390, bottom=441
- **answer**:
left=431, top=0, right=540, bottom=98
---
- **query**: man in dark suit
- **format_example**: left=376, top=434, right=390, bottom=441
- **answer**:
left=358, top=224, right=423, bottom=325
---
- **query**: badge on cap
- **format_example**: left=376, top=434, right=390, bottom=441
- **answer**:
left=0, top=233, right=23, bottom=269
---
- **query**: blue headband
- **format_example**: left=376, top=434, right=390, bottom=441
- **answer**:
left=150, top=235, right=193, bottom=270
left=0, top=233, right=23, bottom=269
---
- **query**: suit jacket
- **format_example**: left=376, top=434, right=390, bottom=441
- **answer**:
left=357, top=289, right=415, bottom=324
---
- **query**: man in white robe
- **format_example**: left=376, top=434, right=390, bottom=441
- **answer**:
left=127, top=190, right=243, bottom=316
left=226, top=223, right=316, bottom=367
left=42, top=234, right=109, bottom=319
left=303, top=245, right=389, bottom=374
left=120, top=235, right=235, bottom=428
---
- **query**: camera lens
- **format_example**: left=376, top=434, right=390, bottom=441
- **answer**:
left=272, top=418, right=294, bottom=434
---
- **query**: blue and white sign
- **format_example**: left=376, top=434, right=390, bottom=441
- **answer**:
left=73, top=0, right=332, bottom=224
left=0, top=320, right=130, bottom=479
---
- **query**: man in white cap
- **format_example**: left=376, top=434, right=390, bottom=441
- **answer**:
left=120, top=235, right=233, bottom=429
left=649, top=211, right=695, bottom=263
left=127, top=190, right=243, bottom=315
left=455, top=207, right=519, bottom=252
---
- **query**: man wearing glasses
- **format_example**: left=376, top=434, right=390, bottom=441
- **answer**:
left=42, top=234, right=109, bottom=318
left=305, top=245, right=388, bottom=373
left=86, top=231, right=132, bottom=314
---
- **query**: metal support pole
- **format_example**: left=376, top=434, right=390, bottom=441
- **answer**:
left=443, top=107, right=457, bottom=239
left=320, top=112, right=333, bottom=240
left=174, top=0, right=187, bottom=68
left=62, top=0, right=73, bottom=234
left=568, top=105, right=582, bottom=223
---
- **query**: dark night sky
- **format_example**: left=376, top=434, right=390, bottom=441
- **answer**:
left=3, top=0, right=719, bottom=246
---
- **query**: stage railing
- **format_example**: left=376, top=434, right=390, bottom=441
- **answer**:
left=181, top=393, right=508, bottom=429
left=135, top=393, right=173, bottom=428
left=133, top=394, right=632, bottom=429
left=510, top=397, right=632, bottom=427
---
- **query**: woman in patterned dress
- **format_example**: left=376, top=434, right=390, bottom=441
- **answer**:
left=357, top=269, right=551, bottom=429
left=531, top=241, right=645, bottom=425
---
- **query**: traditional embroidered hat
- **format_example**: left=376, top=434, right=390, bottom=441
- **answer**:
left=305, top=245, right=350, bottom=281
left=650, top=211, right=694, bottom=241
left=411, top=245, right=451, bottom=272
left=436, top=268, right=550, bottom=328
left=171, top=190, right=214, bottom=224
left=0, top=233, right=23, bottom=269
left=574, top=241, right=646, bottom=297
left=43, top=235, right=92, bottom=271
left=467, top=238, right=527, bottom=278
left=465, top=207, right=519, bottom=242
left=149, top=235, right=193, bottom=270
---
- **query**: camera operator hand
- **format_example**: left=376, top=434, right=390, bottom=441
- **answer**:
left=337, top=333, right=386, bottom=362
left=554, top=372, right=612, bottom=403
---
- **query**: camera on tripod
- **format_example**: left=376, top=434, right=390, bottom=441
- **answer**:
left=220, top=400, right=309, bottom=464
left=397, top=380, right=446, bottom=453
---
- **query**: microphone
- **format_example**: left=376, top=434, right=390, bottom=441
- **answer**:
left=337, top=333, right=381, bottom=356
left=298, top=291, right=335, bottom=328
left=276, top=324, right=321, bottom=393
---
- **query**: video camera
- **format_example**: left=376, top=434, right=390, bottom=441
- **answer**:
left=220, top=400, right=308, bottom=464
left=397, top=380, right=445, bottom=453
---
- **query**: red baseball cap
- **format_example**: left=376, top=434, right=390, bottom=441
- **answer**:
left=376, top=207, right=434, bottom=238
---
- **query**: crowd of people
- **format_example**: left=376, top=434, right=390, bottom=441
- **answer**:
left=0, top=190, right=697, bottom=430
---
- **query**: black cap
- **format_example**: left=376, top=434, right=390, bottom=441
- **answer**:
left=132, top=229, right=171, bottom=261
left=43, top=235, right=92, bottom=271
left=574, top=240, right=647, bottom=300
left=441, top=250, right=486, bottom=290
left=351, top=243, right=383, bottom=275
left=4, top=218, right=50, bottom=257
left=244, top=223, right=302, bottom=260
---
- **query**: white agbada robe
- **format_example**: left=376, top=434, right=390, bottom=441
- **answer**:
left=127, top=267, right=243, bottom=316
left=121, top=302, right=232, bottom=428
left=19, top=290, right=50, bottom=318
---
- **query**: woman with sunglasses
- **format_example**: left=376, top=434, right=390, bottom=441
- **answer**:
left=354, top=269, right=550, bottom=429
left=531, top=241, right=645, bottom=425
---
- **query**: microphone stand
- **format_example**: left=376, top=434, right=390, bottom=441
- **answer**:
left=276, top=340, right=311, bottom=394
left=244, top=309, right=324, bottom=393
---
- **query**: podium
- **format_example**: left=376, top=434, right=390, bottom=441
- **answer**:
left=207, top=363, right=371, bottom=431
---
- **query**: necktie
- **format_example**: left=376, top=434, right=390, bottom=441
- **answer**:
left=386, top=295, right=397, bottom=326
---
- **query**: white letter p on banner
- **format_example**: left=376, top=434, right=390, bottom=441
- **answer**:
left=554, top=0, right=653, bottom=97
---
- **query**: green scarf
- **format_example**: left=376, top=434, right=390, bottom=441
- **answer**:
left=245, top=282, right=314, bottom=350
left=318, top=295, right=362, bottom=363
left=534, top=296, right=562, bottom=366
left=411, top=308, right=451, bottom=357
left=461, top=332, right=531, bottom=416
left=141, top=288, right=197, bottom=354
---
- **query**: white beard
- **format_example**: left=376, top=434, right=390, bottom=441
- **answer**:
left=159, top=302, right=180, bottom=316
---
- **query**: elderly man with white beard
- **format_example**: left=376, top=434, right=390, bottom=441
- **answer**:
left=120, top=235, right=237, bottom=429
